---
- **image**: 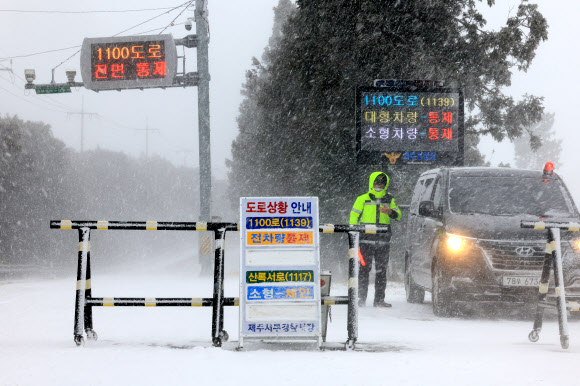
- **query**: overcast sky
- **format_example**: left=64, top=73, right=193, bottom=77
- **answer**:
left=1, top=1, right=579, bottom=199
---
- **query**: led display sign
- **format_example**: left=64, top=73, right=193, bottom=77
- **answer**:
left=356, top=84, right=464, bottom=165
left=80, top=34, right=177, bottom=91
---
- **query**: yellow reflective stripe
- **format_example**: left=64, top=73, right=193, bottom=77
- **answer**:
left=545, top=243, right=552, bottom=254
left=191, top=298, right=203, bottom=307
left=348, top=249, right=357, bottom=259
left=146, top=221, right=157, bottom=230
left=145, top=297, right=156, bottom=307
left=97, top=221, right=109, bottom=230
left=61, top=220, right=72, bottom=230
left=78, top=242, right=90, bottom=252
left=76, top=280, right=85, bottom=290
left=539, top=283, right=549, bottom=294
left=569, top=301, right=580, bottom=311
left=322, top=224, right=335, bottom=233
left=234, top=297, right=239, bottom=306
left=197, top=222, right=208, bottom=231
left=555, top=288, right=561, bottom=296
left=103, top=297, right=114, bottom=306
left=324, top=299, right=336, bottom=305
left=237, top=223, right=240, bottom=231
left=534, top=221, right=546, bottom=230
left=348, top=278, right=358, bottom=288
left=365, top=224, right=377, bottom=234
left=85, top=279, right=91, bottom=290
left=550, top=241, right=557, bottom=251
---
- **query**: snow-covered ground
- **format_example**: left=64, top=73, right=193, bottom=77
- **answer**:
left=1, top=266, right=579, bottom=385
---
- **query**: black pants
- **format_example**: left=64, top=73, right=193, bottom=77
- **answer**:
left=358, top=241, right=390, bottom=303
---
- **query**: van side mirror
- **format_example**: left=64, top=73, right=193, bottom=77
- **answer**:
left=418, top=201, right=435, bottom=217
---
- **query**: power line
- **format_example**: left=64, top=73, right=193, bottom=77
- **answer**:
left=0, top=4, right=189, bottom=14
left=0, top=45, right=81, bottom=60
left=112, top=1, right=189, bottom=37
left=134, top=21, right=186, bottom=36
left=52, top=1, right=191, bottom=70
left=159, top=0, right=194, bottom=35
left=0, top=70, right=76, bottom=111
left=0, top=21, right=187, bottom=62
left=0, top=84, right=69, bottom=113
left=0, top=1, right=190, bottom=62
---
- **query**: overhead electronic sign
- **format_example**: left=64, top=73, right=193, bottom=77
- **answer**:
left=80, top=34, right=178, bottom=91
left=356, top=82, right=464, bottom=166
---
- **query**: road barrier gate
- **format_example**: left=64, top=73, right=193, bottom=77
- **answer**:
left=521, top=220, right=580, bottom=349
left=51, top=220, right=389, bottom=349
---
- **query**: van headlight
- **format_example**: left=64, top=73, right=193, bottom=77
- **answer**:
left=446, top=233, right=476, bottom=252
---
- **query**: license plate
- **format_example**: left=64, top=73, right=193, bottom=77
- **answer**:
left=502, top=276, right=541, bottom=287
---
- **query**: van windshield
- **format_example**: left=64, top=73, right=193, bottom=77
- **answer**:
left=449, top=176, right=576, bottom=216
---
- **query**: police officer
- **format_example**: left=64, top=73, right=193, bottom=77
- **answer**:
left=350, top=172, right=401, bottom=307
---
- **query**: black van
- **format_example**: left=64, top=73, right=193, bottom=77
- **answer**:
left=403, top=166, right=580, bottom=316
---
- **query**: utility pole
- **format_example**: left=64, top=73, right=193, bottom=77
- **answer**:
left=67, top=96, right=98, bottom=152
left=195, top=0, right=213, bottom=275
left=177, top=149, right=195, bottom=167
left=196, top=0, right=211, bottom=221
left=136, top=118, right=159, bottom=159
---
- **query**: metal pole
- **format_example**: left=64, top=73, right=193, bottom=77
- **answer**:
left=196, top=0, right=211, bottom=221
left=211, top=228, right=226, bottom=347
left=80, top=96, right=84, bottom=153
left=84, top=252, right=97, bottom=340
left=145, top=117, right=149, bottom=159
left=346, top=231, right=359, bottom=349
left=551, top=228, right=570, bottom=349
left=73, top=227, right=90, bottom=346
left=529, top=233, right=553, bottom=343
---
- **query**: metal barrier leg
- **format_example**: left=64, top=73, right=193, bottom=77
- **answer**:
left=211, top=228, right=227, bottom=347
left=346, top=231, right=359, bottom=350
left=218, top=229, right=227, bottom=342
left=529, top=232, right=554, bottom=343
left=84, top=253, right=98, bottom=341
left=73, top=227, right=90, bottom=346
left=551, top=228, right=570, bottom=349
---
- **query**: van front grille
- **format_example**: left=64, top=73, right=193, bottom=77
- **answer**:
left=477, top=240, right=547, bottom=271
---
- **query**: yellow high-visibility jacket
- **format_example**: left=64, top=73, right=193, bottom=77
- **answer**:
left=349, top=171, right=402, bottom=225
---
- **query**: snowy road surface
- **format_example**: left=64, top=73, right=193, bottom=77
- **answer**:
left=1, top=271, right=579, bottom=386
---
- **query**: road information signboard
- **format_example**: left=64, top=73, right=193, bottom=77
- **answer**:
left=356, top=81, right=464, bottom=166
left=239, top=197, right=321, bottom=348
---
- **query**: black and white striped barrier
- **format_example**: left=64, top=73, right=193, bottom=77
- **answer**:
left=51, top=220, right=390, bottom=349
left=51, top=220, right=237, bottom=347
left=521, top=220, right=580, bottom=349
left=320, top=223, right=391, bottom=349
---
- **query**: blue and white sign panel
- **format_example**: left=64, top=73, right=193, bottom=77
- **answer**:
left=239, top=197, right=321, bottom=347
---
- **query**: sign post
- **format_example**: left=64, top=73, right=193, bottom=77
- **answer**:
left=239, top=197, right=321, bottom=349
left=356, top=80, right=464, bottom=166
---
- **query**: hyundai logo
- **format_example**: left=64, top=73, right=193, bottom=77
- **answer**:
left=515, top=246, right=535, bottom=257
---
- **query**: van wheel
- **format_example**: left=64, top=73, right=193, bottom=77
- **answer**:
left=432, top=260, right=454, bottom=317
left=405, top=255, right=425, bottom=303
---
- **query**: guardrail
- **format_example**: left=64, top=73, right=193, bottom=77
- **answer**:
left=521, top=220, right=580, bottom=349
left=51, top=220, right=390, bottom=349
